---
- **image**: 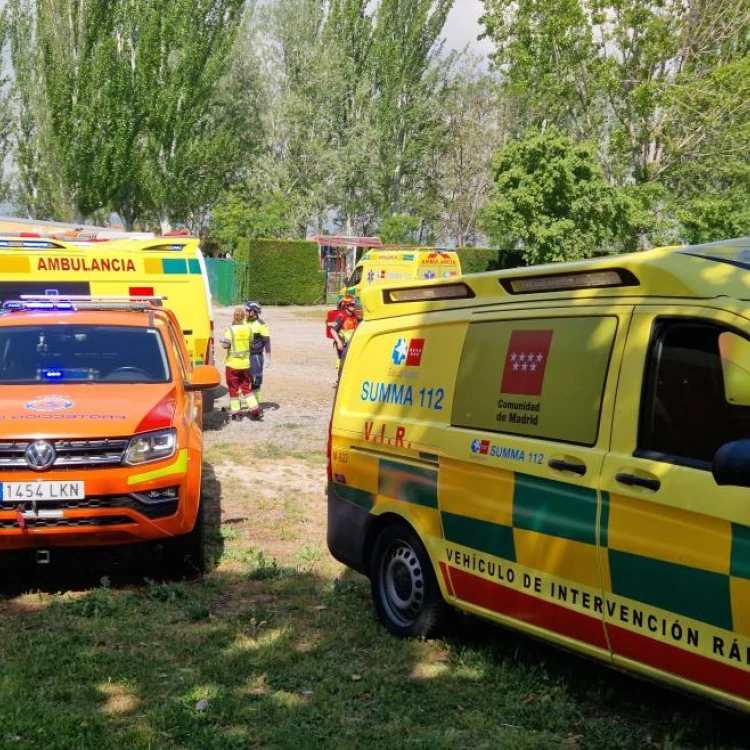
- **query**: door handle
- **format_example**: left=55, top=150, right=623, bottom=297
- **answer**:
left=548, top=458, right=586, bottom=476
left=615, top=472, right=661, bottom=491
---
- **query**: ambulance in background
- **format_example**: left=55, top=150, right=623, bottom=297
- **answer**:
left=339, top=247, right=462, bottom=314
left=0, top=233, right=217, bottom=412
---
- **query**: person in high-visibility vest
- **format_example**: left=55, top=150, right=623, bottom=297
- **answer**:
left=244, top=300, right=271, bottom=405
left=221, top=307, right=263, bottom=421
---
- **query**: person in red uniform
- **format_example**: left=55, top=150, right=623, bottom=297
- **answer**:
left=221, top=307, right=263, bottom=421
left=330, top=295, right=359, bottom=383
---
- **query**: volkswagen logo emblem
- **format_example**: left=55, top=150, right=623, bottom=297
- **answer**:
left=25, top=440, right=56, bottom=471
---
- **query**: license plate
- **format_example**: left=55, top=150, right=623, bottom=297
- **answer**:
left=1, top=481, right=85, bottom=502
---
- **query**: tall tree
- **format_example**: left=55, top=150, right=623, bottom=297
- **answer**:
left=480, top=0, right=750, bottom=243
left=134, top=0, right=248, bottom=231
left=0, top=9, right=17, bottom=207
left=438, top=58, right=508, bottom=246
left=370, top=0, right=453, bottom=218
left=240, top=0, right=332, bottom=237
left=321, top=0, right=380, bottom=234
left=481, top=126, right=631, bottom=263
left=213, top=0, right=458, bottom=242
left=6, top=0, right=249, bottom=229
left=3, top=0, right=68, bottom=218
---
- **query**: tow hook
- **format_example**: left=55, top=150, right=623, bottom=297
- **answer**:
left=36, top=549, right=51, bottom=565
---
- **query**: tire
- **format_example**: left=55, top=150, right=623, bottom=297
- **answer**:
left=370, top=521, right=449, bottom=638
left=201, top=388, right=217, bottom=415
left=162, top=500, right=206, bottom=577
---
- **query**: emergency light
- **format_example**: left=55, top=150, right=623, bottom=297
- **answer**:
left=502, top=269, right=638, bottom=294
left=0, top=238, right=60, bottom=249
left=384, top=282, right=474, bottom=303
left=2, top=300, right=75, bottom=311
left=2, top=295, right=168, bottom=312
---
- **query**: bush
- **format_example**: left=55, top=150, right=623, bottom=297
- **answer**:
left=234, top=239, right=325, bottom=305
left=456, top=247, right=526, bottom=274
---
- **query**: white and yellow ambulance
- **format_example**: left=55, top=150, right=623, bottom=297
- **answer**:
left=328, top=236, right=750, bottom=712
left=339, top=247, right=462, bottom=309
left=0, top=235, right=217, bottom=410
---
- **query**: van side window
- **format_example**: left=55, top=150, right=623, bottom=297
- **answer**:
left=638, top=320, right=750, bottom=466
left=452, top=316, right=617, bottom=445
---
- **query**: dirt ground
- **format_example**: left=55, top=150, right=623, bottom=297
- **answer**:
left=202, top=305, right=338, bottom=568
left=205, top=305, right=335, bottom=447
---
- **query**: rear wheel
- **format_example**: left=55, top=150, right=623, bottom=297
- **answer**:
left=370, top=521, right=449, bottom=638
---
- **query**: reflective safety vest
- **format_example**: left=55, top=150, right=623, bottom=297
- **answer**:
left=334, top=312, right=358, bottom=343
left=222, top=324, right=251, bottom=369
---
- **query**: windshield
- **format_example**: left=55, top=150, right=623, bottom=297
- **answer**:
left=346, top=265, right=363, bottom=287
left=0, top=324, right=170, bottom=384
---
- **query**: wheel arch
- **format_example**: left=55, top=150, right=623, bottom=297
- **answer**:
left=363, top=512, right=407, bottom=576
left=363, top=506, right=440, bottom=578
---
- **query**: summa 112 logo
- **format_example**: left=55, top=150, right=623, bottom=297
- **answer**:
left=391, top=337, right=426, bottom=366
left=470, top=439, right=490, bottom=455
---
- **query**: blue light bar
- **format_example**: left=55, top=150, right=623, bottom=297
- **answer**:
left=0, top=239, right=57, bottom=249
left=2, top=300, right=75, bottom=311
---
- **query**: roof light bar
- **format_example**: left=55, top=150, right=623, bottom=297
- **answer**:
left=384, top=282, right=475, bottom=303
left=501, top=269, right=638, bottom=294
left=0, top=238, right=60, bottom=249
left=19, top=295, right=167, bottom=302
left=3, top=300, right=75, bottom=311
left=70, top=301, right=158, bottom=311
left=144, top=243, right=188, bottom=252
left=3, top=295, right=168, bottom=312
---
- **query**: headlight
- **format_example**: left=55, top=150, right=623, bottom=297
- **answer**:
left=124, top=429, right=176, bottom=465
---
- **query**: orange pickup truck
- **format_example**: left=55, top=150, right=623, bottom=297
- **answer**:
left=0, top=297, right=219, bottom=573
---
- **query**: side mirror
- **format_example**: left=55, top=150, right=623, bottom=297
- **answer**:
left=712, top=439, right=750, bottom=487
left=185, top=364, right=220, bottom=392
left=719, top=332, right=750, bottom=406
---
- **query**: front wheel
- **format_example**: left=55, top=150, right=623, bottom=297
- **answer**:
left=161, top=500, right=206, bottom=578
left=201, top=388, right=217, bottom=415
left=370, top=521, right=449, bottom=638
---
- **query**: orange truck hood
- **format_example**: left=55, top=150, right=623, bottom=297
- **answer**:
left=0, top=384, right=177, bottom=440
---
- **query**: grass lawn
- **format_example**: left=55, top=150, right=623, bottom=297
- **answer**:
left=0, top=454, right=748, bottom=749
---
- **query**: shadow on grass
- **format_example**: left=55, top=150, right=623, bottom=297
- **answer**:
left=449, top=612, right=750, bottom=748
left=0, top=562, right=746, bottom=750
left=203, top=405, right=230, bottom=432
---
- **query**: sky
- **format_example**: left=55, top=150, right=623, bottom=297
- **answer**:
left=442, top=0, right=494, bottom=58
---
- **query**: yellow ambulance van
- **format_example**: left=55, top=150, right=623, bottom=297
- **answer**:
left=328, top=236, right=750, bottom=712
left=339, top=247, right=461, bottom=310
left=0, top=235, right=217, bottom=411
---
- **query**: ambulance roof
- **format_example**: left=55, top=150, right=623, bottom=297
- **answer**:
left=363, top=237, right=750, bottom=318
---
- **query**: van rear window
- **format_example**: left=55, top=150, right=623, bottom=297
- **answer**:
left=0, top=325, right=169, bottom=384
left=452, top=316, right=617, bottom=445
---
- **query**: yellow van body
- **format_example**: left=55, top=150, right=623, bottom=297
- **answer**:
left=0, top=236, right=216, bottom=407
left=339, top=248, right=461, bottom=308
left=328, top=237, right=750, bottom=712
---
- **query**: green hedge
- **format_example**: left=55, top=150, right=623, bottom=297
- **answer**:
left=234, top=238, right=325, bottom=305
left=456, top=247, right=526, bottom=274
